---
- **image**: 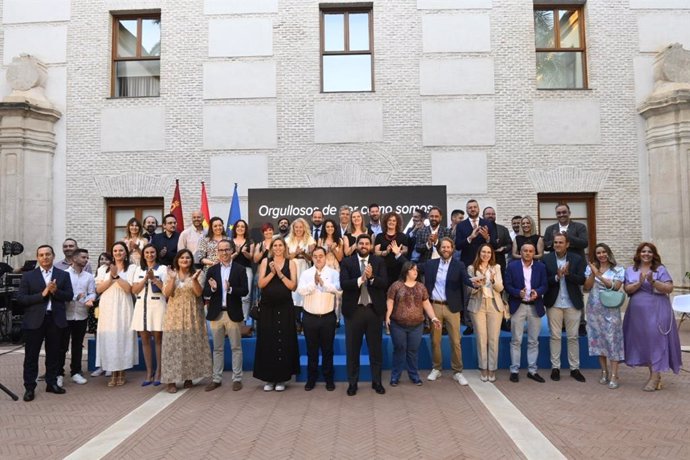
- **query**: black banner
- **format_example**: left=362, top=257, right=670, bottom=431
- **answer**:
left=247, top=186, right=446, bottom=238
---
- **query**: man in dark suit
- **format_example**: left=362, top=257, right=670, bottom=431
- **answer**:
left=414, top=206, right=450, bottom=263
left=455, top=200, right=497, bottom=334
left=202, top=240, right=249, bottom=392
left=542, top=203, right=589, bottom=258
left=340, top=234, right=388, bottom=396
left=152, top=213, right=180, bottom=266
left=543, top=233, right=586, bottom=383
left=16, top=245, right=74, bottom=401
left=397, top=237, right=476, bottom=385
left=483, top=207, right=512, bottom=277
left=504, top=242, right=548, bottom=384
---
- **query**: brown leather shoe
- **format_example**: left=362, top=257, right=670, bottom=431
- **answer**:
left=205, top=381, right=222, bottom=392
left=232, top=381, right=242, bottom=391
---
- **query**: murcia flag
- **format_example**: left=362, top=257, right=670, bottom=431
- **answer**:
left=170, top=179, right=184, bottom=231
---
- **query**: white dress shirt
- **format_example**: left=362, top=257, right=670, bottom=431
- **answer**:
left=522, top=260, right=533, bottom=301
left=297, top=265, right=341, bottom=315
left=41, top=267, right=53, bottom=311
left=66, top=267, right=97, bottom=320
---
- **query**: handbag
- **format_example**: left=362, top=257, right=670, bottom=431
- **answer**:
left=600, top=284, right=625, bottom=309
left=249, top=302, right=261, bottom=321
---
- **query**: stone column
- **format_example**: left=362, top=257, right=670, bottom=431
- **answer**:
left=0, top=55, right=61, bottom=264
left=638, top=44, right=690, bottom=288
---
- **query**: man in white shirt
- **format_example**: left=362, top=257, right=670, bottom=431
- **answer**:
left=178, top=210, right=206, bottom=264
left=59, top=249, right=96, bottom=386
left=297, top=247, right=341, bottom=391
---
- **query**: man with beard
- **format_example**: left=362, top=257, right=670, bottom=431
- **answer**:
left=340, top=234, right=388, bottom=396
left=54, top=239, right=93, bottom=273
left=142, top=216, right=159, bottom=242
left=482, top=207, right=511, bottom=276
left=366, top=204, right=382, bottom=237
left=405, top=208, right=426, bottom=262
left=311, top=209, right=324, bottom=242
left=151, top=214, right=180, bottom=266
left=415, top=207, right=450, bottom=263
left=277, top=217, right=290, bottom=238
left=178, top=210, right=206, bottom=264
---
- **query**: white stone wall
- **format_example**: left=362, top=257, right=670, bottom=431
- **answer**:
left=2, top=0, right=689, bottom=265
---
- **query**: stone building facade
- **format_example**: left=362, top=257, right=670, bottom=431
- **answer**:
left=1, top=0, right=689, bottom=284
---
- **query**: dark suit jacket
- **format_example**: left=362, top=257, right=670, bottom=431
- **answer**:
left=543, top=252, right=586, bottom=310
left=543, top=221, right=588, bottom=258
left=491, top=222, right=512, bottom=273
left=455, top=218, right=497, bottom=267
left=414, top=225, right=451, bottom=263
left=17, top=266, right=74, bottom=329
left=339, top=254, right=388, bottom=318
left=418, top=258, right=474, bottom=314
left=203, top=262, right=249, bottom=322
left=504, top=259, right=548, bottom=317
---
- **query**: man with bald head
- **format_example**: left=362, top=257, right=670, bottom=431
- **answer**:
left=178, top=210, right=206, bottom=265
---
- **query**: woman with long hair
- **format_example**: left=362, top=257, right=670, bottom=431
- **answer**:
left=467, top=244, right=506, bottom=382
left=623, top=242, right=681, bottom=391
left=285, top=218, right=315, bottom=332
left=254, top=238, right=300, bottom=391
left=344, top=210, right=372, bottom=257
left=161, top=249, right=212, bottom=393
left=122, top=217, right=147, bottom=264
left=95, top=242, right=138, bottom=386
left=198, top=216, right=229, bottom=271
left=584, top=243, right=625, bottom=389
left=374, top=212, right=408, bottom=288
left=318, top=219, right=344, bottom=326
left=386, top=261, right=440, bottom=386
left=512, top=215, right=544, bottom=260
left=129, top=244, right=167, bottom=386
left=231, top=219, right=255, bottom=322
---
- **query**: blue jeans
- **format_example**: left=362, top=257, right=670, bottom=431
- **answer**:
left=390, top=320, right=424, bottom=382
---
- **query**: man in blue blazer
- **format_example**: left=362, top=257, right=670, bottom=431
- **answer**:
left=202, top=240, right=249, bottom=392
left=392, top=237, right=477, bottom=385
left=504, top=242, right=548, bottom=383
left=16, top=245, right=74, bottom=401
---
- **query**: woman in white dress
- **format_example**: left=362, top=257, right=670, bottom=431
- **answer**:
left=95, top=242, right=138, bottom=387
left=130, top=244, right=167, bottom=386
left=285, top=217, right=315, bottom=333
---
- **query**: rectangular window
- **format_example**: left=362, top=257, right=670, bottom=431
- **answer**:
left=106, top=198, right=163, bottom=249
left=112, top=13, right=161, bottom=97
left=534, top=6, right=587, bottom=89
left=537, top=193, right=595, bottom=258
left=320, top=6, right=373, bottom=92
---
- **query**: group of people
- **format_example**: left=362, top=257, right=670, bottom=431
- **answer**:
left=15, top=200, right=683, bottom=402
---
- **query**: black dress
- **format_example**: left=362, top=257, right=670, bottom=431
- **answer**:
left=515, top=234, right=542, bottom=257
left=253, top=262, right=300, bottom=382
left=374, top=232, right=407, bottom=287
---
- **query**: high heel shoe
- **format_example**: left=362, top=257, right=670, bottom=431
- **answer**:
left=608, top=374, right=619, bottom=389
left=183, top=380, right=193, bottom=389
left=643, top=373, right=661, bottom=392
left=598, top=370, right=609, bottom=385
left=116, top=371, right=126, bottom=386
left=107, top=373, right=117, bottom=387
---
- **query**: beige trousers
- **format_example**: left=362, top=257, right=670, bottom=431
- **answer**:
left=546, top=306, right=581, bottom=370
left=470, top=299, right=503, bottom=371
left=210, top=312, right=243, bottom=383
left=430, top=303, right=463, bottom=373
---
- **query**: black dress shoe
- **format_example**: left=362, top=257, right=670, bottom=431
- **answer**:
left=372, top=382, right=386, bottom=395
left=509, top=373, right=519, bottom=383
left=527, top=372, right=545, bottom=383
left=462, top=326, right=474, bottom=336
left=23, top=389, right=35, bottom=402
left=46, top=384, right=66, bottom=394
left=570, top=369, right=586, bottom=382
left=304, top=380, right=316, bottom=391
left=551, top=368, right=560, bottom=381
left=326, top=381, right=335, bottom=391
left=346, top=384, right=358, bottom=396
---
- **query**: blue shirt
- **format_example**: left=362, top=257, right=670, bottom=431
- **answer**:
left=432, top=259, right=450, bottom=302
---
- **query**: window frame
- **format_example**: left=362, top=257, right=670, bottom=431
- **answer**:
left=319, top=5, right=374, bottom=93
left=537, top=192, right=596, bottom=258
left=533, top=5, right=588, bottom=90
left=106, top=197, right=164, bottom=250
left=110, top=12, right=161, bottom=98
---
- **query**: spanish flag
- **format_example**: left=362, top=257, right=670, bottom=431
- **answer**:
left=200, top=181, right=211, bottom=229
left=170, top=179, right=184, bottom=231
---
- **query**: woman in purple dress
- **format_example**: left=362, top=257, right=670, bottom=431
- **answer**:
left=623, top=242, right=681, bottom=391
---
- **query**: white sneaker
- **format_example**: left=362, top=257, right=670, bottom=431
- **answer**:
left=57, top=376, right=64, bottom=387
left=90, top=368, right=104, bottom=377
left=263, top=383, right=275, bottom=392
left=427, top=369, right=442, bottom=381
left=72, top=374, right=87, bottom=385
left=453, top=372, right=469, bottom=386
left=275, top=382, right=286, bottom=392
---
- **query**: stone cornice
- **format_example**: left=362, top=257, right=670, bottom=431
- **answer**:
left=637, top=89, right=690, bottom=119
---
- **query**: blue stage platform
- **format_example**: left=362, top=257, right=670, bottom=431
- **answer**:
left=87, top=316, right=599, bottom=382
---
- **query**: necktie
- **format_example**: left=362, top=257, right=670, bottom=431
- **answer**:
left=472, top=219, right=478, bottom=229
left=314, top=227, right=320, bottom=241
left=360, top=259, right=370, bottom=305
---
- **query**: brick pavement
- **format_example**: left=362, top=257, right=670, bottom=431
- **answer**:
left=0, top=324, right=687, bottom=460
